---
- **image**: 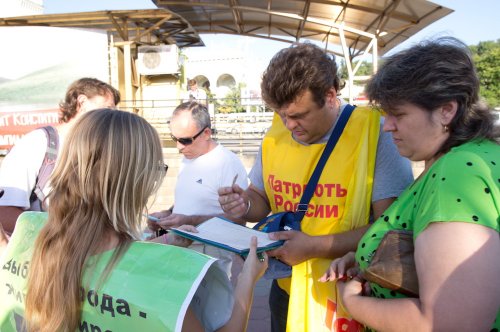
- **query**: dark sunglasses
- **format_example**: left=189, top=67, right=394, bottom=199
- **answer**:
left=170, top=126, right=207, bottom=145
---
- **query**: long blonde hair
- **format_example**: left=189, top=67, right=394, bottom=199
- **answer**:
left=25, top=109, right=165, bottom=331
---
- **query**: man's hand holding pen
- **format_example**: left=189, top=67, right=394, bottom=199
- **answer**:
left=218, top=174, right=249, bottom=219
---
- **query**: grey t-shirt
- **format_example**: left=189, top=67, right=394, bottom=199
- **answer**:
left=249, top=105, right=414, bottom=202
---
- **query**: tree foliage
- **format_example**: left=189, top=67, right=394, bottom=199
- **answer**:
left=216, top=83, right=246, bottom=113
left=338, top=59, right=374, bottom=82
left=338, top=40, right=500, bottom=108
left=470, top=39, right=500, bottom=108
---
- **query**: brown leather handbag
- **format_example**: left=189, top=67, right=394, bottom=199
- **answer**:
left=363, top=230, right=419, bottom=297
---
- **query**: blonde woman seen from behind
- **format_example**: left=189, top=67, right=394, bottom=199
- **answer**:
left=0, top=109, right=267, bottom=332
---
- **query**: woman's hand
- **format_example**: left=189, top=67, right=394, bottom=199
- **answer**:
left=215, top=237, right=268, bottom=332
left=167, top=225, right=197, bottom=247
left=337, top=276, right=365, bottom=307
left=240, top=236, right=268, bottom=284
left=148, top=224, right=196, bottom=247
left=146, top=209, right=173, bottom=231
left=157, top=213, right=193, bottom=230
left=319, top=251, right=357, bottom=282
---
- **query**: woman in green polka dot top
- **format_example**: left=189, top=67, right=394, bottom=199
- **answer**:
left=320, top=37, right=500, bottom=331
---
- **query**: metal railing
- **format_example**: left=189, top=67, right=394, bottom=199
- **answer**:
left=120, top=97, right=273, bottom=154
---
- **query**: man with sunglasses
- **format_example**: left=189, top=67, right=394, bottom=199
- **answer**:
left=148, top=101, right=248, bottom=278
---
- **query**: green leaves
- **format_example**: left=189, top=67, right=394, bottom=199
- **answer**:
left=471, top=39, right=500, bottom=108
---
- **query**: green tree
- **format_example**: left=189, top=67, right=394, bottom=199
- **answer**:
left=338, top=59, right=374, bottom=81
left=470, top=39, right=500, bottom=107
left=339, top=41, right=500, bottom=108
left=217, top=83, right=245, bottom=113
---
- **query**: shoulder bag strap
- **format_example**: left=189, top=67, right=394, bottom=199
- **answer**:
left=294, top=104, right=356, bottom=221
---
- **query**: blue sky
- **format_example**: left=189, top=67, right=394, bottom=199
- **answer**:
left=392, top=0, right=499, bottom=51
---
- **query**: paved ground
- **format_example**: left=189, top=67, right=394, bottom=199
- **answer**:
left=248, top=273, right=272, bottom=331
left=231, top=255, right=272, bottom=332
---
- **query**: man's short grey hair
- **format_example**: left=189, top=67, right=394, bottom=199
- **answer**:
left=172, top=101, right=211, bottom=130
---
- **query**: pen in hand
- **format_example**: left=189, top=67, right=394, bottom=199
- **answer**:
left=232, top=174, right=238, bottom=187
left=143, top=214, right=160, bottom=222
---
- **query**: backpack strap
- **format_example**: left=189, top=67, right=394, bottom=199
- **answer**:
left=30, top=126, right=59, bottom=210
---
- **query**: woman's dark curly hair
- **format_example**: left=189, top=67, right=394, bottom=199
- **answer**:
left=366, top=37, right=499, bottom=153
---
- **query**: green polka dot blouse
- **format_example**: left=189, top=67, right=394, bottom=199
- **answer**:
left=356, top=140, right=500, bottom=330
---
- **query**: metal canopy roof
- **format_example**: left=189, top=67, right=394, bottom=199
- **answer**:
left=0, top=9, right=204, bottom=48
left=0, top=1, right=453, bottom=103
left=0, top=1, right=453, bottom=58
left=154, top=0, right=453, bottom=58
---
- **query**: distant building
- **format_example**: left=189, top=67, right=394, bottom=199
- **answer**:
left=184, top=56, right=245, bottom=98
left=182, top=52, right=269, bottom=114
left=183, top=42, right=270, bottom=96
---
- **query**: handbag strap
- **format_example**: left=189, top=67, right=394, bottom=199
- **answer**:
left=294, top=104, right=355, bottom=221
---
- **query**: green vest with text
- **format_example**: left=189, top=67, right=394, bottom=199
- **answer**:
left=0, top=212, right=233, bottom=332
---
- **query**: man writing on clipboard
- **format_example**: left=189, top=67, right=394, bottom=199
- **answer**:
left=148, top=101, right=248, bottom=278
left=218, top=43, right=413, bottom=332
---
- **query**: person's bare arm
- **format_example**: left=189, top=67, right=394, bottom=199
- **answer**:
left=149, top=209, right=215, bottom=231
left=156, top=213, right=211, bottom=229
left=216, top=236, right=268, bottom=332
left=149, top=225, right=197, bottom=248
left=338, top=222, right=500, bottom=332
left=0, top=206, right=24, bottom=236
left=372, top=197, right=396, bottom=220
left=182, top=237, right=268, bottom=332
left=182, top=308, right=204, bottom=332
